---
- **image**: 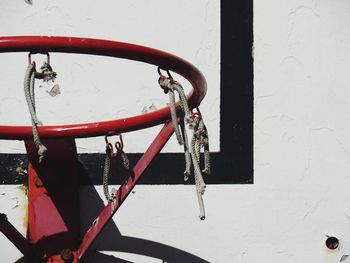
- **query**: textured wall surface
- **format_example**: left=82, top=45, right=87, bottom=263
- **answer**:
left=2, top=0, right=350, bottom=262
left=254, top=0, right=350, bottom=262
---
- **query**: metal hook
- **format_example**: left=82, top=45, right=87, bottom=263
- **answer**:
left=105, top=133, right=124, bottom=157
left=115, top=134, right=124, bottom=151
left=157, top=66, right=173, bottom=79
left=28, top=52, right=50, bottom=65
left=157, top=66, right=173, bottom=85
left=105, top=142, right=116, bottom=157
left=191, top=107, right=202, bottom=119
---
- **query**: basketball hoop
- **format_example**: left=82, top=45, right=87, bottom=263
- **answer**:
left=0, top=36, right=206, bottom=139
left=0, top=36, right=208, bottom=262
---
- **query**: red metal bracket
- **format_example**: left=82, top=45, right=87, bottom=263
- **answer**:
left=0, top=122, right=174, bottom=262
left=25, top=138, right=80, bottom=262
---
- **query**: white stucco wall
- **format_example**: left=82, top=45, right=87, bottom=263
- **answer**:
left=254, top=0, right=350, bottom=262
left=1, top=0, right=350, bottom=262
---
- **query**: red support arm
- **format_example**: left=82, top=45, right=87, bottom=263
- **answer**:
left=78, top=121, right=174, bottom=259
left=0, top=213, right=37, bottom=259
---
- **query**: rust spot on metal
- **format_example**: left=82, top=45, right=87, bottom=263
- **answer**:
left=34, top=176, right=44, bottom=188
left=15, top=166, right=27, bottom=176
left=19, top=185, right=28, bottom=232
left=19, top=185, right=28, bottom=196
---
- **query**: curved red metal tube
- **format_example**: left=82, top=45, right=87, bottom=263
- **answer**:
left=0, top=36, right=207, bottom=139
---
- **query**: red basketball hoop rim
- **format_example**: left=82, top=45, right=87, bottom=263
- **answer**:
left=0, top=36, right=207, bottom=139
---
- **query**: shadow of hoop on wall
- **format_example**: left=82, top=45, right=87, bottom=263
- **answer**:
left=80, top=182, right=210, bottom=263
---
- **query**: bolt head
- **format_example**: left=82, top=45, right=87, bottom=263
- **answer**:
left=60, top=249, right=74, bottom=262
left=326, top=236, right=339, bottom=250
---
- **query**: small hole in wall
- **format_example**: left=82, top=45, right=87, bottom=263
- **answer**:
left=326, top=236, right=339, bottom=250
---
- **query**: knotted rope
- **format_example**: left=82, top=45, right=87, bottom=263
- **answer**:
left=159, top=77, right=184, bottom=145
left=159, top=77, right=192, bottom=179
left=24, top=62, right=56, bottom=163
left=192, top=112, right=211, bottom=175
left=191, top=112, right=211, bottom=220
left=158, top=69, right=211, bottom=220
left=103, top=135, right=130, bottom=202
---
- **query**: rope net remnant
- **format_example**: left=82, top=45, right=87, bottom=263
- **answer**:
left=24, top=57, right=57, bottom=163
left=158, top=68, right=211, bottom=220
left=103, top=134, right=130, bottom=202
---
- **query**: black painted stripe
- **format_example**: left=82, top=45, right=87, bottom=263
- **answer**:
left=0, top=152, right=252, bottom=185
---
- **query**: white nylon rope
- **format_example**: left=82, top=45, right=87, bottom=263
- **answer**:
left=103, top=136, right=130, bottom=202
left=24, top=61, right=57, bottom=163
left=24, top=63, right=46, bottom=163
left=158, top=72, right=211, bottom=220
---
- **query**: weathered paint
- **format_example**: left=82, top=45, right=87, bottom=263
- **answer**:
left=1, top=0, right=349, bottom=263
